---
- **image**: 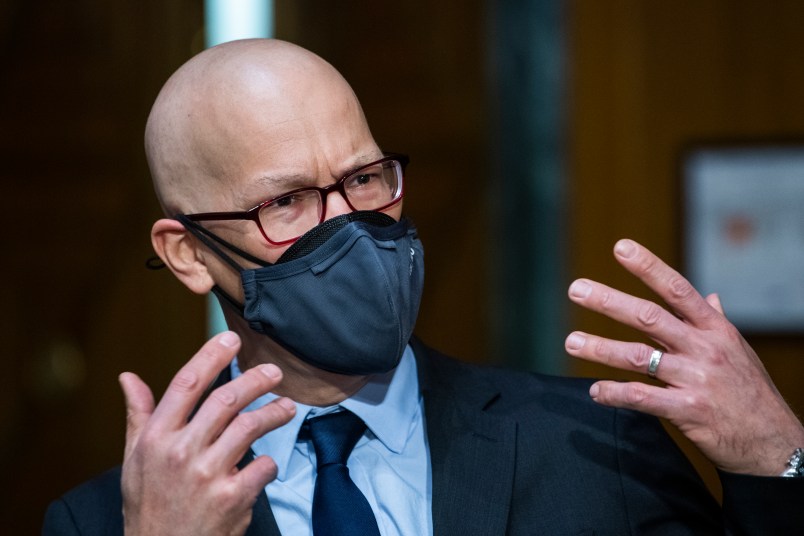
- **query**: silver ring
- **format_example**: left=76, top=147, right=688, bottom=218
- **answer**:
left=647, top=349, right=663, bottom=378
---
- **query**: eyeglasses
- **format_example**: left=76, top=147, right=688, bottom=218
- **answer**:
left=182, top=154, right=408, bottom=246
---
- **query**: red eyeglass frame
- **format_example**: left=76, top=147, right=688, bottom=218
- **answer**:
left=181, top=153, right=409, bottom=246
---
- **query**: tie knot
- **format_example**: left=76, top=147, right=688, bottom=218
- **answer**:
left=307, top=410, right=367, bottom=467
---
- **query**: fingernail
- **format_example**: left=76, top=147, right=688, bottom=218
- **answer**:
left=589, top=383, right=600, bottom=398
left=614, top=239, right=636, bottom=259
left=219, top=331, right=239, bottom=347
left=566, top=332, right=586, bottom=350
left=277, top=397, right=295, bottom=412
left=569, top=280, right=592, bottom=299
left=260, top=364, right=281, bottom=379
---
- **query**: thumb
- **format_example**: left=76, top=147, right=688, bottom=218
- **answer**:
left=705, top=293, right=725, bottom=316
left=119, top=372, right=155, bottom=459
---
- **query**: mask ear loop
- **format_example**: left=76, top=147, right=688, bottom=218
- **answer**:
left=209, top=285, right=246, bottom=316
left=174, top=214, right=271, bottom=316
left=175, top=215, right=271, bottom=269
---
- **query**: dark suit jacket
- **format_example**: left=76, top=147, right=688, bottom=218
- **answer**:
left=43, top=339, right=804, bottom=534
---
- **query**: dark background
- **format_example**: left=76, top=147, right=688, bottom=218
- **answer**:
left=4, top=1, right=804, bottom=532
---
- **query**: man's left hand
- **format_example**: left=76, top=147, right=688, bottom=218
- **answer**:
left=565, top=238, right=804, bottom=476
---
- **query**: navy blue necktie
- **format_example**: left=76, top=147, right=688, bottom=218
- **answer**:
left=307, top=411, right=381, bottom=536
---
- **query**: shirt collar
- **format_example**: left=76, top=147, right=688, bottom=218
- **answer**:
left=340, top=344, right=419, bottom=455
left=231, top=345, right=419, bottom=481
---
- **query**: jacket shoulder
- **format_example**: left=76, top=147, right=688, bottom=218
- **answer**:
left=43, top=466, right=124, bottom=535
left=413, top=338, right=602, bottom=413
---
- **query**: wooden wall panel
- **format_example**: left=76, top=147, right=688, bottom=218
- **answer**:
left=274, top=0, right=491, bottom=364
left=1, top=1, right=206, bottom=532
left=569, top=0, right=804, bottom=495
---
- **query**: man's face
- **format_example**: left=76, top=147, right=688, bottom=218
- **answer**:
left=191, top=75, right=403, bottom=301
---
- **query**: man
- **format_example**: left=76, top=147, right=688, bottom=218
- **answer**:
left=44, top=39, right=804, bottom=535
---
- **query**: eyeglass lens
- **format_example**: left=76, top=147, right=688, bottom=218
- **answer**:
left=259, top=159, right=403, bottom=243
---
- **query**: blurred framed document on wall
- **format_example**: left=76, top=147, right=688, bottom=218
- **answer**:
left=683, top=144, right=804, bottom=334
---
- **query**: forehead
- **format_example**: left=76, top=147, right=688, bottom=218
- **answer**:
left=178, top=51, right=381, bottom=210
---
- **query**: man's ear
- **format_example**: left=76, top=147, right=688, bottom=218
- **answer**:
left=151, top=218, right=214, bottom=294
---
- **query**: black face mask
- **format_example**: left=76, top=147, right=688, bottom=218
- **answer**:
left=179, top=212, right=425, bottom=375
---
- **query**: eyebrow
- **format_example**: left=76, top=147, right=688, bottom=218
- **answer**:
left=236, top=174, right=309, bottom=209
left=255, top=173, right=311, bottom=192
left=239, top=152, right=384, bottom=208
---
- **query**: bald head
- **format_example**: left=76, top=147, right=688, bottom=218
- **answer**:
left=146, top=39, right=376, bottom=215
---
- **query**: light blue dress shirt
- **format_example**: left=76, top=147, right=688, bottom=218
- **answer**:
left=231, top=346, right=433, bottom=536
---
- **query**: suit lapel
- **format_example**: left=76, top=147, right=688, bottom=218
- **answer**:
left=210, top=367, right=280, bottom=535
left=415, top=341, right=517, bottom=535
left=246, top=488, right=282, bottom=536
left=237, top=450, right=283, bottom=536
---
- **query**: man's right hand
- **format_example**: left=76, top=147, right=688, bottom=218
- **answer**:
left=119, top=331, right=295, bottom=535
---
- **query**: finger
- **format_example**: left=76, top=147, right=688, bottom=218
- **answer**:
left=612, top=239, right=721, bottom=328
left=119, top=372, right=155, bottom=457
left=589, top=380, right=682, bottom=420
left=186, top=363, right=285, bottom=445
left=705, top=293, right=725, bottom=315
left=235, top=455, right=279, bottom=503
left=207, top=397, right=296, bottom=470
left=150, top=331, right=242, bottom=431
left=568, top=278, right=688, bottom=350
left=564, top=331, right=680, bottom=382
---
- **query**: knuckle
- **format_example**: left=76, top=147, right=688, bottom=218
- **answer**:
left=683, top=393, right=710, bottom=417
left=707, top=347, right=729, bottom=367
left=690, top=367, right=708, bottom=385
left=692, top=337, right=730, bottom=368
left=209, top=387, right=238, bottom=408
left=636, top=302, right=663, bottom=327
left=216, top=481, right=243, bottom=511
left=629, top=345, right=653, bottom=370
left=624, top=384, right=648, bottom=405
left=599, top=291, right=614, bottom=311
left=233, top=412, right=262, bottom=437
left=592, top=337, right=612, bottom=365
left=170, top=369, right=199, bottom=393
left=166, top=443, right=191, bottom=468
left=226, top=367, right=273, bottom=402
left=242, top=367, right=271, bottom=392
left=189, top=460, right=215, bottom=483
left=136, top=428, right=161, bottom=452
left=669, top=276, right=694, bottom=301
left=271, top=398, right=296, bottom=419
left=721, top=322, right=742, bottom=343
left=635, top=254, right=657, bottom=275
left=592, top=337, right=609, bottom=358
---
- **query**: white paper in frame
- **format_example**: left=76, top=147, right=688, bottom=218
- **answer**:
left=683, top=145, right=804, bottom=333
